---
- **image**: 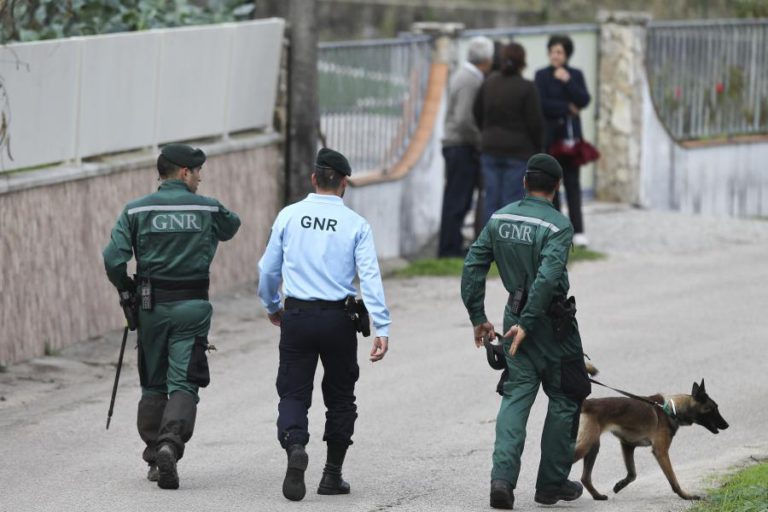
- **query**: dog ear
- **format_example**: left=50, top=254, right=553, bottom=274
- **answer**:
left=692, top=379, right=707, bottom=401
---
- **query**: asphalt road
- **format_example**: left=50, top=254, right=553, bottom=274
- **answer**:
left=1, top=205, right=767, bottom=512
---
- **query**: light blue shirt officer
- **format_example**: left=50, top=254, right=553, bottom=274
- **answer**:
left=258, top=148, right=391, bottom=361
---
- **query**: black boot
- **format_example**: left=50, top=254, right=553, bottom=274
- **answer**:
left=156, top=444, right=179, bottom=490
left=137, top=394, right=167, bottom=479
left=534, top=480, right=583, bottom=505
left=317, top=443, right=350, bottom=495
left=283, top=444, right=308, bottom=501
left=490, top=479, right=515, bottom=509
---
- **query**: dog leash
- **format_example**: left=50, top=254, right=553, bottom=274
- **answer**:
left=483, top=332, right=676, bottom=418
left=589, top=378, right=677, bottom=418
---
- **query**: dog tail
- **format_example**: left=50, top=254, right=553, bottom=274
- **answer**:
left=585, top=362, right=598, bottom=376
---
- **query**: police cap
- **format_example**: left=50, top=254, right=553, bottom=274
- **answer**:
left=161, top=143, right=207, bottom=168
left=315, top=147, right=351, bottom=177
left=526, top=153, right=562, bottom=180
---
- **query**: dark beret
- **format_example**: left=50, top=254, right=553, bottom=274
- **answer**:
left=161, top=143, right=206, bottom=168
left=315, top=147, right=351, bottom=177
left=526, top=153, right=562, bottom=180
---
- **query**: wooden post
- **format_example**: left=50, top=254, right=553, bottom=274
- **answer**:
left=285, top=0, right=318, bottom=204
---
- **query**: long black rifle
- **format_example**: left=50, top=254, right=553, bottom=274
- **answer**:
left=106, top=325, right=130, bottom=430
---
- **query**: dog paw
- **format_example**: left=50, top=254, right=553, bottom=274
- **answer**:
left=685, top=495, right=702, bottom=501
left=593, top=494, right=608, bottom=501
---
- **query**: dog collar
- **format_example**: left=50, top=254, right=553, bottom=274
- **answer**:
left=661, top=398, right=677, bottom=418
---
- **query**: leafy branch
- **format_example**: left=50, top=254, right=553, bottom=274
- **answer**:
left=0, top=0, right=255, bottom=44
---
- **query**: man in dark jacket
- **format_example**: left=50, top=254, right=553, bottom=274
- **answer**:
left=438, top=36, right=494, bottom=257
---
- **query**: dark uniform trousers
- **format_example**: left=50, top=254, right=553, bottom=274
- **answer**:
left=276, top=305, right=359, bottom=449
left=136, top=299, right=212, bottom=464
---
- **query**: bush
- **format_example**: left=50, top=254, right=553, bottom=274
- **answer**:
left=0, top=0, right=255, bottom=44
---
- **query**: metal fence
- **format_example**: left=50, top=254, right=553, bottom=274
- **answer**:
left=318, top=36, right=432, bottom=173
left=646, top=19, right=768, bottom=141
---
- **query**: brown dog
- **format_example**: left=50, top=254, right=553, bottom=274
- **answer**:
left=574, top=379, right=729, bottom=500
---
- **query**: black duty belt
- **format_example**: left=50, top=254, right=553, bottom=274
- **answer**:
left=284, top=297, right=346, bottom=310
left=137, top=277, right=210, bottom=304
left=140, top=277, right=210, bottom=291
left=154, top=288, right=209, bottom=303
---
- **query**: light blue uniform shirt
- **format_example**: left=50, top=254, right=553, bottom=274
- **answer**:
left=258, top=193, right=391, bottom=338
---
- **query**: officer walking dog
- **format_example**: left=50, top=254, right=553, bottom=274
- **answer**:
left=258, top=148, right=391, bottom=502
left=103, top=144, right=241, bottom=489
left=574, top=379, right=729, bottom=501
left=462, top=153, right=591, bottom=509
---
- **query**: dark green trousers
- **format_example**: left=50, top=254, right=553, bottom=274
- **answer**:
left=136, top=300, right=212, bottom=462
left=491, top=314, right=582, bottom=490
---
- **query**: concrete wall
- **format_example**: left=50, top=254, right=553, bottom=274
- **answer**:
left=345, top=99, right=446, bottom=260
left=0, top=135, right=281, bottom=365
left=640, top=84, right=768, bottom=217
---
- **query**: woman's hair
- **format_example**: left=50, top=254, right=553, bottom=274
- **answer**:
left=547, top=34, right=574, bottom=59
left=501, top=42, right=526, bottom=75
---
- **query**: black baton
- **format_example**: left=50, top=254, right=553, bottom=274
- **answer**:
left=106, top=326, right=130, bottom=430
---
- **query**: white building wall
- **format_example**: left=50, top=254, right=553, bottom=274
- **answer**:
left=0, top=18, right=284, bottom=172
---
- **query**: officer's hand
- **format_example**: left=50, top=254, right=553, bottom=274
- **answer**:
left=474, top=322, right=495, bottom=348
left=370, top=337, right=388, bottom=362
left=268, top=309, right=283, bottom=327
left=505, top=325, right=527, bottom=356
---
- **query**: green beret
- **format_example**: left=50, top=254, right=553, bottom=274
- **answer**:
left=526, top=153, right=563, bottom=180
left=161, top=143, right=206, bottom=168
left=315, top=147, right=351, bottom=177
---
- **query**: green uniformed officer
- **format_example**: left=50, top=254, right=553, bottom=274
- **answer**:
left=461, top=153, right=590, bottom=509
left=103, top=144, right=241, bottom=490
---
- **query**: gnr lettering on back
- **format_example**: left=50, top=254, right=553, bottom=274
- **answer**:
left=498, top=222, right=533, bottom=244
left=300, top=216, right=338, bottom=232
left=151, top=213, right=202, bottom=232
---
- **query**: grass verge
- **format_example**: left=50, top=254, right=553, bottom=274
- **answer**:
left=394, top=247, right=605, bottom=278
left=689, top=462, right=768, bottom=512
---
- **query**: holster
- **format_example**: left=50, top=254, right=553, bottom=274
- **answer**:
left=118, top=277, right=139, bottom=331
left=344, top=296, right=371, bottom=337
left=548, top=296, right=577, bottom=343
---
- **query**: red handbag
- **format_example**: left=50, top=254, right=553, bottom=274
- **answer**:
left=547, top=118, right=600, bottom=167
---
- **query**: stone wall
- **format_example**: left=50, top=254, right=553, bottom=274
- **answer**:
left=0, top=135, right=281, bottom=365
left=595, top=10, right=650, bottom=204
